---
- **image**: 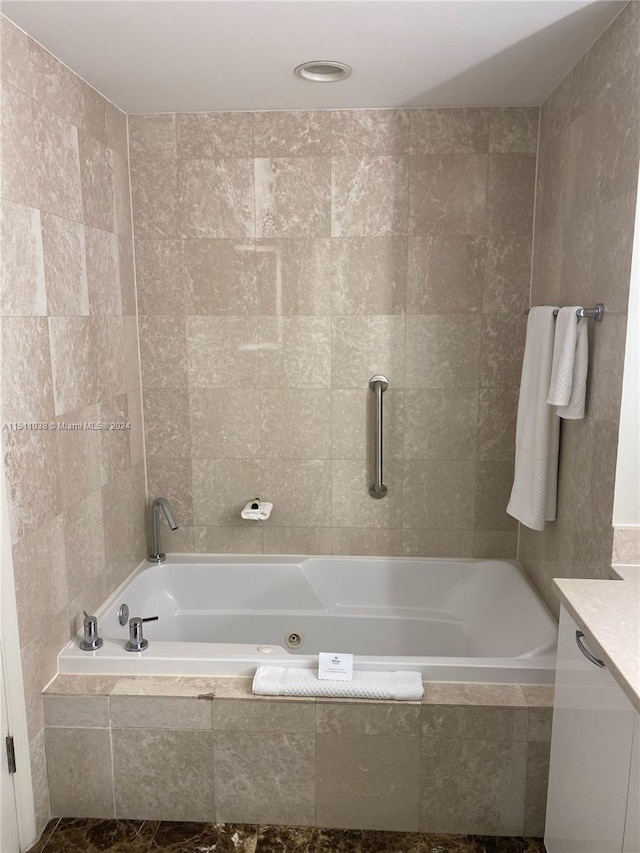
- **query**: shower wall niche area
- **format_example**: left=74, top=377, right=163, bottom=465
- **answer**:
left=131, top=106, right=537, bottom=561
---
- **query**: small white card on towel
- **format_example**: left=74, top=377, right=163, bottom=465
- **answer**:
left=318, top=652, right=354, bottom=681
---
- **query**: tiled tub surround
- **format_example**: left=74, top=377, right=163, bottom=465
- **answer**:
left=0, top=16, right=146, bottom=833
left=129, top=106, right=538, bottom=560
left=518, top=1, right=640, bottom=615
left=42, top=675, right=553, bottom=838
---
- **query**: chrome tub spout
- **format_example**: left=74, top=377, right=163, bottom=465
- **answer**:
left=148, top=497, right=179, bottom=563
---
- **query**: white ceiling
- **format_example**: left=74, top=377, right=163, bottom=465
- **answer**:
left=2, top=0, right=626, bottom=113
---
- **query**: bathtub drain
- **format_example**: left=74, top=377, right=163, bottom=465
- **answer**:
left=286, top=632, right=303, bottom=649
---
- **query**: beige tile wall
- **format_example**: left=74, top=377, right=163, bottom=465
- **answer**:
left=130, top=106, right=538, bottom=557
left=42, top=675, right=553, bottom=835
left=519, top=2, right=640, bottom=615
left=0, top=16, right=146, bottom=833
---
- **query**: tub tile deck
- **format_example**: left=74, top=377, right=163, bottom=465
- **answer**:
left=27, top=820, right=547, bottom=852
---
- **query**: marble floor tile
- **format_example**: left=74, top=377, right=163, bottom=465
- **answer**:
left=467, top=838, right=545, bottom=853
left=256, top=825, right=363, bottom=852
left=362, top=831, right=470, bottom=852
left=33, top=818, right=158, bottom=851
left=150, top=821, right=258, bottom=852
left=27, top=820, right=547, bottom=853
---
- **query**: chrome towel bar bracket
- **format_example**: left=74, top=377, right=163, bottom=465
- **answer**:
left=524, top=303, right=604, bottom=321
left=369, top=374, right=389, bottom=499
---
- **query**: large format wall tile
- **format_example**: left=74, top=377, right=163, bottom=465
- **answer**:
left=84, top=227, right=121, bottom=315
left=177, top=111, right=253, bottom=159
left=332, top=315, right=405, bottom=389
left=331, top=388, right=404, bottom=461
left=408, top=154, right=486, bottom=234
left=518, top=3, right=639, bottom=612
left=316, top=734, right=420, bottom=831
left=191, top=388, right=260, bottom=459
left=183, top=238, right=257, bottom=315
left=113, top=728, right=214, bottom=822
left=482, top=235, right=532, bottom=314
left=405, top=315, right=481, bottom=389
left=332, top=237, right=407, bottom=315
left=332, top=109, right=409, bottom=155
left=130, top=159, right=178, bottom=238
left=487, top=154, right=536, bottom=235
left=187, top=316, right=260, bottom=388
left=420, top=737, right=527, bottom=834
left=256, top=238, right=332, bottom=316
left=192, top=459, right=262, bottom=526
left=255, top=110, right=330, bottom=157
left=128, top=106, right=535, bottom=553
left=214, top=731, right=315, bottom=825
left=407, top=235, right=484, bottom=314
left=260, top=390, right=331, bottom=458
left=262, top=459, right=332, bottom=527
left=33, top=102, right=83, bottom=222
left=134, top=239, right=183, bottom=315
left=2, top=20, right=140, bottom=838
left=11, top=515, right=67, bottom=636
left=1, top=200, right=46, bottom=316
left=1, top=82, right=40, bottom=209
left=255, top=157, right=331, bottom=237
left=46, top=728, right=114, bottom=819
left=63, top=489, right=105, bottom=602
left=79, top=133, right=115, bottom=232
left=331, top=155, right=408, bottom=237
left=41, top=213, right=89, bottom=316
left=259, top=316, right=331, bottom=388
left=128, top=114, right=176, bottom=159
left=404, top=389, right=478, bottom=461
left=332, top=459, right=403, bottom=528
left=1, top=317, right=55, bottom=422
left=402, top=460, right=476, bottom=530
left=489, top=108, right=539, bottom=154
left=179, top=159, right=255, bottom=238
left=410, top=109, right=489, bottom=155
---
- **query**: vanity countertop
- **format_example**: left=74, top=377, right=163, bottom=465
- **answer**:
left=555, top=570, right=640, bottom=713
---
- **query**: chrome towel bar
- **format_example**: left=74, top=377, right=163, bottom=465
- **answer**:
left=369, top=375, right=389, bottom=499
left=524, top=303, right=604, bottom=321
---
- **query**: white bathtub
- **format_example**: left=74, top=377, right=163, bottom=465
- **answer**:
left=59, top=555, right=557, bottom=683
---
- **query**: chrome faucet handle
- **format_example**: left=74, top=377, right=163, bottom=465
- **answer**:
left=80, top=610, right=103, bottom=651
left=124, top=615, right=157, bottom=652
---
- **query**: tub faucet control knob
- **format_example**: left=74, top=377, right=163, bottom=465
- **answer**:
left=125, top=616, right=156, bottom=652
left=80, top=610, right=103, bottom=651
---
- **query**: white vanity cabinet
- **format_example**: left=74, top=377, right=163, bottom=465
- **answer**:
left=545, top=606, right=638, bottom=853
left=624, top=714, right=640, bottom=853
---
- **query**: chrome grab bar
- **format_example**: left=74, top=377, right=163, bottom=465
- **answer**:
left=369, top=375, right=389, bottom=499
left=575, top=630, right=605, bottom=668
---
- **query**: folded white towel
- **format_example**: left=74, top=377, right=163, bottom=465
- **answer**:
left=241, top=500, right=273, bottom=521
left=252, top=666, right=424, bottom=701
left=507, top=307, right=560, bottom=531
left=547, top=307, right=588, bottom=419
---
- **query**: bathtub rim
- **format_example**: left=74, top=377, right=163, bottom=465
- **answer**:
left=59, top=553, right=557, bottom=684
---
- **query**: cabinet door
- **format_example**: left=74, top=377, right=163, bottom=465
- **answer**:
left=623, top=714, right=640, bottom=853
left=545, top=607, right=636, bottom=853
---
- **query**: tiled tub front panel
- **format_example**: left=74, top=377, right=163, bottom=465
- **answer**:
left=43, top=677, right=552, bottom=837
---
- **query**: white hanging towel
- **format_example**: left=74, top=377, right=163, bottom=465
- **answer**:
left=507, top=307, right=560, bottom=531
left=252, top=666, right=424, bottom=701
left=547, top=307, right=588, bottom=419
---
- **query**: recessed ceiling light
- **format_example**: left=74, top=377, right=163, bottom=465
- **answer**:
left=294, top=61, right=352, bottom=82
